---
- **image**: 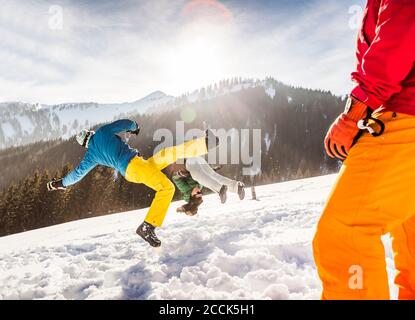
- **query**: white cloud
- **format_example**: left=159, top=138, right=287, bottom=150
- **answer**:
left=0, top=0, right=361, bottom=104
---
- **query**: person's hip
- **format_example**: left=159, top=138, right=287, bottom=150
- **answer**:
left=125, top=156, right=158, bottom=183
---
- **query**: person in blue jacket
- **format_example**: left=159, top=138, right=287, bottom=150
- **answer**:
left=47, top=119, right=218, bottom=247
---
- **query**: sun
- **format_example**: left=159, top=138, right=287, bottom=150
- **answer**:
left=163, top=28, right=229, bottom=94
left=160, top=0, right=234, bottom=94
left=172, top=39, right=224, bottom=81
left=182, top=0, right=232, bottom=22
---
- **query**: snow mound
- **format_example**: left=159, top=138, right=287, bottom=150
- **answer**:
left=0, top=174, right=397, bottom=300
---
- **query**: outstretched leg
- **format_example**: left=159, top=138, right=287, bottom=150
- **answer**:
left=150, top=137, right=209, bottom=170
left=185, top=156, right=239, bottom=194
left=125, top=157, right=175, bottom=228
left=126, top=136, right=212, bottom=230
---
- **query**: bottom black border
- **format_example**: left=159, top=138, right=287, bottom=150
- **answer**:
left=1, top=300, right=413, bottom=319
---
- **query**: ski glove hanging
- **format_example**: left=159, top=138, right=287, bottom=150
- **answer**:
left=47, top=178, right=66, bottom=191
left=324, top=95, right=383, bottom=160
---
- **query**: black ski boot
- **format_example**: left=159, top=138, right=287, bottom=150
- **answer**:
left=205, top=129, right=220, bottom=151
left=219, top=185, right=228, bottom=204
left=237, top=182, right=245, bottom=200
left=136, top=222, right=161, bottom=247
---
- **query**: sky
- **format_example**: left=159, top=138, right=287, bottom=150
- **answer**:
left=0, top=0, right=365, bottom=104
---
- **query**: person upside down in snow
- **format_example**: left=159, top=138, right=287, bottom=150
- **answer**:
left=166, top=157, right=246, bottom=216
left=46, top=119, right=219, bottom=247
left=315, top=0, right=415, bottom=299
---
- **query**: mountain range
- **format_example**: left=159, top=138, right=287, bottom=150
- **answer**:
left=0, top=78, right=276, bottom=150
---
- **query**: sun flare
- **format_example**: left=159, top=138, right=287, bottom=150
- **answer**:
left=168, top=39, right=225, bottom=85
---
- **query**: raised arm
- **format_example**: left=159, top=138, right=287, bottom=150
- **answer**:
left=351, top=0, right=415, bottom=108
left=62, top=155, right=97, bottom=187
left=101, top=119, right=139, bottom=135
left=172, top=174, right=203, bottom=202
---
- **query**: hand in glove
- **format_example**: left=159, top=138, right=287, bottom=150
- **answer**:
left=324, top=95, right=372, bottom=160
left=47, top=178, right=67, bottom=191
left=127, top=121, right=140, bottom=135
left=191, top=187, right=202, bottom=198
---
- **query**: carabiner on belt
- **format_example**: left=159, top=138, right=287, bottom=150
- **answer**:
left=357, top=116, right=385, bottom=137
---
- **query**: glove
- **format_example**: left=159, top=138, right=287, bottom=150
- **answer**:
left=132, top=148, right=141, bottom=157
left=47, top=178, right=66, bottom=191
left=127, top=121, right=140, bottom=135
left=191, top=187, right=202, bottom=197
left=324, top=95, right=372, bottom=160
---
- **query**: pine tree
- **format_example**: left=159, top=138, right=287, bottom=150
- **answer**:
left=3, top=184, right=20, bottom=234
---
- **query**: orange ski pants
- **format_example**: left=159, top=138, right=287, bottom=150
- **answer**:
left=313, top=112, right=415, bottom=299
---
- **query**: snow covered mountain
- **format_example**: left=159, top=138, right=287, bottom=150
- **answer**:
left=0, top=78, right=278, bottom=150
left=0, top=91, right=174, bottom=150
left=0, top=174, right=397, bottom=300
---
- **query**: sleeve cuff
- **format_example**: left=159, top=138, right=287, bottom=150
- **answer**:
left=350, top=86, right=383, bottom=110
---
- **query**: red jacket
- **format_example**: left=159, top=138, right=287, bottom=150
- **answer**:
left=351, top=0, right=415, bottom=115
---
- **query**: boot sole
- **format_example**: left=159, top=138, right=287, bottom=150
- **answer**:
left=136, top=230, right=161, bottom=248
left=238, top=183, right=245, bottom=200
left=219, top=186, right=228, bottom=204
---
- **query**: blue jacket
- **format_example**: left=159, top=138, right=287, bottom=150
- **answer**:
left=62, top=119, right=139, bottom=187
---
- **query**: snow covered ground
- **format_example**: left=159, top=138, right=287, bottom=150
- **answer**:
left=0, top=174, right=397, bottom=300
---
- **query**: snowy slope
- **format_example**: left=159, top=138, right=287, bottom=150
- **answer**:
left=0, top=174, right=397, bottom=300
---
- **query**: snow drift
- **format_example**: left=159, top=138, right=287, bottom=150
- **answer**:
left=0, top=174, right=397, bottom=299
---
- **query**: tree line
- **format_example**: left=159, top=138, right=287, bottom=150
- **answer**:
left=0, top=165, right=158, bottom=236
left=0, top=79, right=344, bottom=236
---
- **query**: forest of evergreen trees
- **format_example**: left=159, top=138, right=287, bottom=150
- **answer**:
left=0, top=165, right=157, bottom=236
left=0, top=79, right=344, bottom=237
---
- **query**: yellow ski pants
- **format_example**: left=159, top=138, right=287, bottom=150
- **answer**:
left=313, top=112, right=415, bottom=300
left=125, top=137, right=208, bottom=227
